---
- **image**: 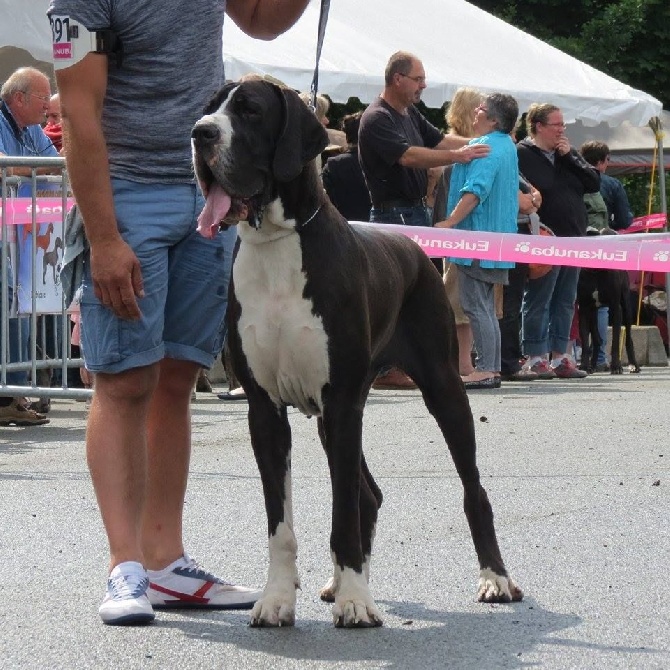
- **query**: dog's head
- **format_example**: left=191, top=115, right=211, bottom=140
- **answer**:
left=192, top=80, right=328, bottom=237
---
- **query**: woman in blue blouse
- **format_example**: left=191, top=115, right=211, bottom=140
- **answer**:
left=435, top=93, right=519, bottom=389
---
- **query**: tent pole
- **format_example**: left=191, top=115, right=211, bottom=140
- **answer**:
left=659, top=118, right=670, bottom=360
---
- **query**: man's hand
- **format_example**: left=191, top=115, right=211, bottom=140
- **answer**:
left=90, top=238, right=144, bottom=321
left=452, top=144, right=490, bottom=163
left=434, top=218, right=456, bottom=228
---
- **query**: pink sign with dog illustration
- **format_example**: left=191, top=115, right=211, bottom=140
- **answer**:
left=8, top=190, right=68, bottom=314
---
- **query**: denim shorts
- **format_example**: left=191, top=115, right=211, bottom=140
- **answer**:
left=80, top=179, right=236, bottom=374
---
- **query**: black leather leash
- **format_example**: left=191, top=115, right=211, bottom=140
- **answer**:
left=309, top=0, right=330, bottom=109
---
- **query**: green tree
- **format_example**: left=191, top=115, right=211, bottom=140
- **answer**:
left=469, top=0, right=670, bottom=109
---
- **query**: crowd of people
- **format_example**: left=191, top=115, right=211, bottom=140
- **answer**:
left=321, top=51, right=634, bottom=390
left=1, top=35, right=636, bottom=628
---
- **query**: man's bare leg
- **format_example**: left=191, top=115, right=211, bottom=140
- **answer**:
left=86, top=363, right=160, bottom=572
left=142, top=357, right=200, bottom=570
left=457, top=323, right=475, bottom=376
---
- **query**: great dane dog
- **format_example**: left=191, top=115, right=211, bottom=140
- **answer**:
left=191, top=80, right=522, bottom=628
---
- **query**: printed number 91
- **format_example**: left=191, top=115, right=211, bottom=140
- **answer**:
left=50, top=17, right=70, bottom=43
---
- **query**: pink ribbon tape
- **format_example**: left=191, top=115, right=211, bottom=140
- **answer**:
left=354, top=221, right=670, bottom=272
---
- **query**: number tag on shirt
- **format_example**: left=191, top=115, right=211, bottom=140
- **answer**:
left=50, top=15, right=99, bottom=70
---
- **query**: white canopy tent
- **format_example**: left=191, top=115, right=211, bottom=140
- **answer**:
left=223, top=0, right=662, bottom=127
left=0, top=0, right=53, bottom=84
left=2, top=0, right=663, bottom=127
left=566, top=112, right=670, bottom=175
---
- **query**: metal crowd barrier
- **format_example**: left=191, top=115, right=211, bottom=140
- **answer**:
left=1, top=156, right=91, bottom=401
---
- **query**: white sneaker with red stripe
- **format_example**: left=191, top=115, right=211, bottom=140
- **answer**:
left=147, top=554, right=262, bottom=610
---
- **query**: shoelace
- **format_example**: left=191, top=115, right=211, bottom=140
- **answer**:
left=108, top=572, right=149, bottom=600
left=181, top=555, right=231, bottom=586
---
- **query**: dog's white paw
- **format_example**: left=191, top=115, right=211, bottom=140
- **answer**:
left=331, top=568, right=383, bottom=628
left=249, top=589, right=297, bottom=627
left=477, top=568, right=524, bottom=603
left=332, top=597, right=383, bottom=628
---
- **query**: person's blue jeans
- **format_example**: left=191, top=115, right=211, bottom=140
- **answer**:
left=522, top=265, right=581, bottom=357
left=370, top=205, right=430, bottom=227
left=458, top=268, right=501, bottom=373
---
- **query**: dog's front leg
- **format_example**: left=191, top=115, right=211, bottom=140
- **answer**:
left=247, top=399, right=299, bottom=627
left=321, top=404, right=383, bottom=628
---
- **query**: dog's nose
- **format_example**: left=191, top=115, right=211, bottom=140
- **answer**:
left=192, top=123, right=220, bottom=145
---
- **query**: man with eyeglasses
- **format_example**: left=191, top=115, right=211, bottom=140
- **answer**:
left=0, top=67, right=60, bottom=178
left=358, top=51, right=488, bottom=390
left=359, top=51, right=488, bottom=230
left=516, top=103, right=601, bottom=380
left=0, top=67, right=60, bottom=427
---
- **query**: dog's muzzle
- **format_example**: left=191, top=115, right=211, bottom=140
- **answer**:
left=192, top=124, right=255, bottom=238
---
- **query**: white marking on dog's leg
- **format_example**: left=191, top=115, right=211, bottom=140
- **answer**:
left=321, top=523, right=375, bottom=602
left=251, top=471, right=300, bottom=627
left=477, top=568, right=523, bottom=603
left=331, top=566, right=383, bottom=628
left=319, top=551, right=340, bottom=602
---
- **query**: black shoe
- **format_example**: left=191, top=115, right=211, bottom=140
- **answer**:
left=217, top=389, right=248, bottom=401
left=463, top=376, right=498, bottom=390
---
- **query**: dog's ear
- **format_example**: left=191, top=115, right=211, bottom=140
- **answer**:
left=272, top=87, right=329, bottom=183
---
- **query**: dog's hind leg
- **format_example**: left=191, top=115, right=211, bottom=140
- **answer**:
left=621, top=294, right=641, bottom=373
left=411, top=358, right=523, bottom=604
left=317, top=401, right=384, bottom=627
left=248, top=397, right=300, bottom=627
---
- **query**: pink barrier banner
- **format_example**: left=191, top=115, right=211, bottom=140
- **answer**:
left=353, top=222, right=670, bottom=273
left=620, top=213, right=667, bottom=234
left=0, top=197, right=75, bottom=225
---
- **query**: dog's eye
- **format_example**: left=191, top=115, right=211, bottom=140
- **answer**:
left=234, top=96, right=263, bottom=121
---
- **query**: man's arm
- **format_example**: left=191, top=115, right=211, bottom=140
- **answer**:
left=398, top=143, right=490, bottom=169
left=56, top=53, right=143, bottom=320
left=226, top=0, right=310, bottom=39
left=0, top=137, right=60, bottom=177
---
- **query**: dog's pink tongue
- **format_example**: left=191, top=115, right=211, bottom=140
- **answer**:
left=197, top=183, right=231, bottom=238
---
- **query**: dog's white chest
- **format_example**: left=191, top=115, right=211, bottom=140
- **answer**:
left=234, top=231, right=330, bottom=416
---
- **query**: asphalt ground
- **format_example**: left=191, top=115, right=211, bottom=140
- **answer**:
left=1, top=366, right=669, bottom=669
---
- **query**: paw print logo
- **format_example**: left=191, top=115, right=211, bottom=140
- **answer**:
left=653, top=250, right=670, bottom=262
left=515, top=242, right=530, bottom=253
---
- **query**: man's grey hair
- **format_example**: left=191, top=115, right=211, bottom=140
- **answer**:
left=0, top=67, right=49, bottom=102
left=384, top=51, right=418, bottom=86
left=485, top=93, right=519, bottom=135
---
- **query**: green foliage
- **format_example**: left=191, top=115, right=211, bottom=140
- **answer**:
left=469, top=0, right=670, bottom=109
left=621, top=172, right=670, bottom=218
left=328, top=98, right=448, bottom=136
